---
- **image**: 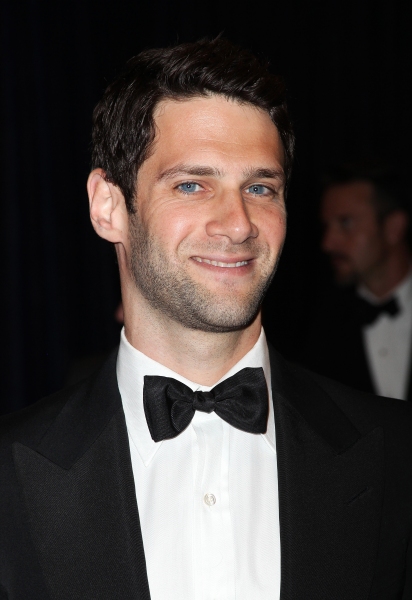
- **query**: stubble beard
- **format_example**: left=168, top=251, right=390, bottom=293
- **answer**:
left=129, top=214, right=280, bottom=333
left=329, top=254, right=357, bottom=287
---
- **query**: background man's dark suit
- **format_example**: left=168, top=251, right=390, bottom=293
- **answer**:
left=1, top=345, right=412, bottom=599
left=296, top=287, right=412, bottom=401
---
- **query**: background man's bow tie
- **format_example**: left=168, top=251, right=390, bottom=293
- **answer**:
left=143, top=367, right=268, bottom=442
left=354, top=295, right=400, bottom=326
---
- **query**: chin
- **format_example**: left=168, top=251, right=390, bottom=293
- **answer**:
left=172, top=297, right=260, bottom=333
left=182, top=314, right=259, bottom=334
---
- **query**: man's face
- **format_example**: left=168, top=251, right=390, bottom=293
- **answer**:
left=321, top=181, right=388, bottom=285
left=126, top=95, right=287, bottom=332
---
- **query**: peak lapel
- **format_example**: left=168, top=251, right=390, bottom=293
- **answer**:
left=13, top=351, right=151, bottom=600
left=270, top=347, right=384, bottom=600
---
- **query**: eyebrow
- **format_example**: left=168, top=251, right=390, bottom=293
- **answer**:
left=157, top=164, right=223, bottom=181
left=157, top=163, right=285, bottom=183
left=242, top=167, right=285, bottom=182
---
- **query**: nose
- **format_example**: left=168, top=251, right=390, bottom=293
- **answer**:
left=205, top=192, right=258, bottom=244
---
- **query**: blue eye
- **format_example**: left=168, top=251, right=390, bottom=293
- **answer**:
left=247, top=184, right=268, bottom=195
left=178, top=182, right=201, bottom=194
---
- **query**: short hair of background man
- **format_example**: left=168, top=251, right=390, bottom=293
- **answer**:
left=322, top=162, right=408, bottom=223
left=91, top=37, right=295, bottom=214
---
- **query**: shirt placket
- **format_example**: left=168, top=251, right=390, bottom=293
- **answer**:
left=192, top=415, right=235, bottom=600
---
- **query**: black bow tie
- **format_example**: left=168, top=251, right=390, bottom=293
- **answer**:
left=354, top=295, right=400, bottom=326
left=143, top=367, right=268, bottom=442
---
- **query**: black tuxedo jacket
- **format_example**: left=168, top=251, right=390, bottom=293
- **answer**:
left=297, top=287, right=412, bottom=401
left=1, top=346, right=412, bottom=599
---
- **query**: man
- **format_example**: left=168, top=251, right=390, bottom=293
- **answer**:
left=1, top=40, right=412, bottom=600
left=299, top=163, right=412, bottom=400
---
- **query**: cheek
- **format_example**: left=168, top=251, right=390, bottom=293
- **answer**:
left=139, top=187, right=193, bottom=235
left=355, top=232, right=377, bottom=253
left=349, top=234, right=381, bottom=269
left=149, top=206, right=199, bottom=252
left=260, top=211, right=287, bottom=250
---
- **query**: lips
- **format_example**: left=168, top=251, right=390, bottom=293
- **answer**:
left=192, top=257, right=250, bottom=268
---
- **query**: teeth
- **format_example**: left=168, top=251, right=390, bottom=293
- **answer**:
left=193, top=257, right=249, bottom=268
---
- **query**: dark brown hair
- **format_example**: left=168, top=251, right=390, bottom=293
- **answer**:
left=321, top=161, right=407, bottom=222
left=92, top=37, right=295, bottom=213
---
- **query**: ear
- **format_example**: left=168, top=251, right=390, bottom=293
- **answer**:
left=87, top=168, right=128, bottom=243
left=383, top=210, right=409, bottom=246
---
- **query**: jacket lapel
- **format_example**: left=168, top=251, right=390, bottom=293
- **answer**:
left=270, top=346, right=384, bottom=600
left=13, top=351, right=151, bottom=600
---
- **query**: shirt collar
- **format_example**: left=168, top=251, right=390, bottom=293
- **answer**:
left=358, top=268, right=412, bottom=311
left=116, top=327, right=275, bottom=466
left=395, top=269, right=412, bottom=312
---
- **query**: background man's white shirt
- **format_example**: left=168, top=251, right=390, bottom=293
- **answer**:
left=359, top=270, right=412, bottom=399
left=117, top=328, right=280, bottom=600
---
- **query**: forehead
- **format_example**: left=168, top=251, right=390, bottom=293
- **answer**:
left=321, top=181, right=376, bottom=218
left=148, top=95, right=284, bottom=173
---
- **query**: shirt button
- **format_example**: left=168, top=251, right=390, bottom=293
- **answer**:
left=379, top=347, right=388, bottom=357
left=204, top=493, right=216, bottom=506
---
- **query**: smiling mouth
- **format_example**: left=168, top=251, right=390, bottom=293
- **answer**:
left=192, top=257, right=250, bottom=268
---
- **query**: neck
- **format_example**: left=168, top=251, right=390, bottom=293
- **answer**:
left=361, top=245, right=411, bottom=299
left=122, top=289, right=262, bottom=387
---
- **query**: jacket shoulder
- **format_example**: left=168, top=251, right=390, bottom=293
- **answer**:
left=0, top=348, right=120, bottom=452
left=286, top=358, right=412, bottom=434
left=0, top=378, right=92, bottom=450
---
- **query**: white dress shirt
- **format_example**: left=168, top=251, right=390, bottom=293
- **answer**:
left=359, top=271, right=412, bottom=399
left=117, top=328, right=280, bottom=600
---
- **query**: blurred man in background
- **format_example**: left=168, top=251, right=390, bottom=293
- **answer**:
left=300, top=163, right=412, bottom=399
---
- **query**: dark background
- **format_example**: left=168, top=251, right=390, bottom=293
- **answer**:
left=2, top=0, right=411, bottom=413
